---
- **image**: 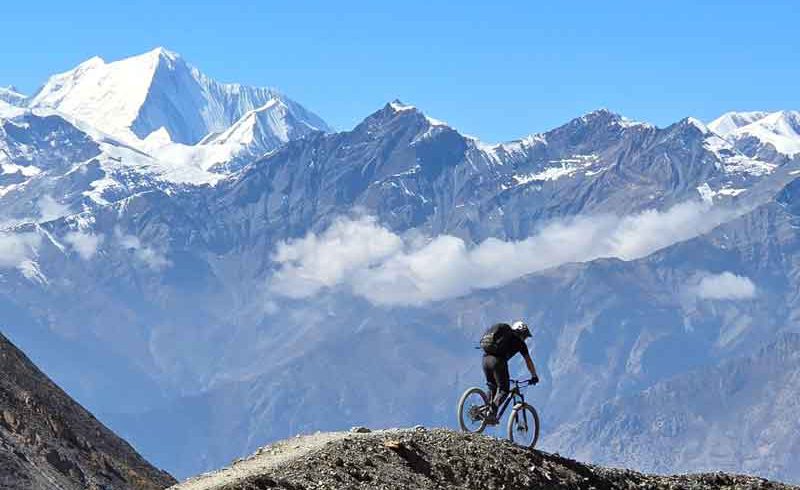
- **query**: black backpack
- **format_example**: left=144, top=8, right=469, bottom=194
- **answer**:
left=479, top=323, right=512, bottom=355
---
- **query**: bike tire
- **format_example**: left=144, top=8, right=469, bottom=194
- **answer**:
left=507, top=403, right=540, bottom=448
left=457, top=387, right=490, bottom=434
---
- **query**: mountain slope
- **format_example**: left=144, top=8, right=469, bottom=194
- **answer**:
left=201, top=98, right=323, bottom=172
left=0, top=331, right=175, bottom=489
left=708, top=111, right=769, bottom=135
left=125, top=169, right=800, bottom=478
left=169, top=428, right=794, bottom=490
left=550, top=333, right=800, bottom=482
left=29, top=47, right=329, bottom=145
left=211, top=103, right=779, bottom=245
left=146, top=97, right=324, bottom=174
left=0, top=109, right=221, bottom=225
left=0, top=87, right=26, bottom=106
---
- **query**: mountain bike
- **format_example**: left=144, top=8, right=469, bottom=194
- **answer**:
left=457, top=378, right=540, bottom=448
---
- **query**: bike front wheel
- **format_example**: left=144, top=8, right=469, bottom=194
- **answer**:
left=507, top=403, right=540, bottom=448
left=457, top=387, right=490, bottom=434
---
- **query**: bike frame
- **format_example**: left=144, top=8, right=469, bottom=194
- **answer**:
left=494, top=379, right=529, bottom=419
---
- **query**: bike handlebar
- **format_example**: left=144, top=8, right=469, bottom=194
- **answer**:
left=511, top=378, right=535, bottom=387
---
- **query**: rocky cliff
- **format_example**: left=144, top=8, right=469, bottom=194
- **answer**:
left=0, top=331, right=175, bottom=489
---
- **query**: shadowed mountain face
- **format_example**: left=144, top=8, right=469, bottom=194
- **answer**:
left=549, top=334, right=800, bottom=482
left=209, top=105, right=783, bottom=244
left=3, top=63, right=800, bottom=481
left=0, top=332, right=175, bottom=490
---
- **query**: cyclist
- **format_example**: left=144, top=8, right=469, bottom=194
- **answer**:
left=479, top=321, right=539, bottom=425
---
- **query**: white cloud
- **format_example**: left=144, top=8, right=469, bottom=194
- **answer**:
left=696, top=272, right=756, bottom=300
left=270, top=215, right=403, bottom=298
left=18, top=259, right=48, bottom=285
left=0, top=232, right=41, bottom=268
left=269, top=201, right=743, bottom=306
left=37, top=195, right=71, bottom=222
left=64, top=231, right=103, bottom=260
left=115, top=228, right=170, bottom=270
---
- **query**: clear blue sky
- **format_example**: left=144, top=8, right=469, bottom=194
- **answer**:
left=3, top=0, right=798, bottom=142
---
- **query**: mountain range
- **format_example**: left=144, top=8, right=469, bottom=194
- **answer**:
left=2, top=47, right=800, bottom=481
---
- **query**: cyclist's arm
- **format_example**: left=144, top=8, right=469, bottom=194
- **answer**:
left=522, top=350, right=538, bottom=379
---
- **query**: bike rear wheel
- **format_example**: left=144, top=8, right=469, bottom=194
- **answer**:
left=457, top=387, right=490, bottom=434
left=507, top=403, right=540, bottom=448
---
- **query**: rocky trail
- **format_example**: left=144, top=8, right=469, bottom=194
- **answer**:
left=170, top=428, right=796, bottom=490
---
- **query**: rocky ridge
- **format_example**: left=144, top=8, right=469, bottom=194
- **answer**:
left=171, top=428, right=795, bottom=490
left=0, top=331, right=175, bottom=490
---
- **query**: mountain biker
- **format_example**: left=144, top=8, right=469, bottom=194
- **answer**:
left=480, top=321, right=539, bottom=425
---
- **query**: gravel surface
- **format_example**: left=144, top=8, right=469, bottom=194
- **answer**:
left=171, top=430, right=375, bottom=490
left=171, top=428, right=797, bottom=490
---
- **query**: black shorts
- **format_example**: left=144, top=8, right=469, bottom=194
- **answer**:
left=482, top=354, right=510, bottom=401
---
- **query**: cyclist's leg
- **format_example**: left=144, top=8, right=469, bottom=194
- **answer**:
left=491, top=358, right=510, bottom=408
left=482, top=355, right=498, bottom=402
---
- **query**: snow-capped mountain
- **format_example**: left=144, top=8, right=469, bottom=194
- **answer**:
left=3, top=71, right=800, bottom=484
left=710, top=110, right=800, bottom=161
left=30, top=47, right=329, bottom=145
left=708, top=111, right=770, bottom=135
left=0, top=86, right=26, bottom=106
left=200, top=98, right=323, bottom=171
left=1, top=48, right=330, bottom=225
left=0, top=109, right=221, bottom=226
left=143, top=96, right=325, bottom=174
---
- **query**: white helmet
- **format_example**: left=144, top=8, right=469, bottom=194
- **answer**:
left=511, top=320, right=531, bottom=339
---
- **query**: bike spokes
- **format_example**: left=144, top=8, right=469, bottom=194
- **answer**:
left=468, top=405, right=482, bottom=422
left=515, top=414, right=529, bottom=433
left=463, top=399, right=485, bottom=430
left=507, top=404, right=540, bottom=448
left=458, top=388, right=490, bottom=433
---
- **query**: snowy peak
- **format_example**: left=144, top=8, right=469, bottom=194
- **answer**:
left=708, top=111, right=770, bottom=136
left=0, top=85, right=27, bottom=106
left=365, top=99, right=452, bottom=133
left=577, top=108, right=622, bottom=123
left=190, top=97, right=323, bottom=171
left=387, top=99, right=418, bottom=113
left=146, top=46, right=181, bottom=63
left=205, top=98, right=318, bottom=148
left=30, top=49, right=168, bottom=140
left=671, top=116, right=713, bottom=136
left=558, top=108, right=653, bottom=135
left=708, top=110, right=800, bottom=157
left=30, top=47, right=329, bottom=146
left=382, top=99, right=427, bottom=122
left=745, top=110, right=800, bottom=156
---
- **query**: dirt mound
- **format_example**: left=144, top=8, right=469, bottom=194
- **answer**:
left=172, top=428, right=795, bottom=489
